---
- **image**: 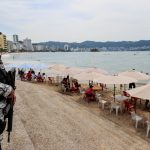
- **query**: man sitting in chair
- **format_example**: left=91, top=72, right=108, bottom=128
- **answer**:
left=70, top=80, right=80, bottom=92
left=85, top=85, right=95, bottom=103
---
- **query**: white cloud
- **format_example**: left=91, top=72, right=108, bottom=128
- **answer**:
left=0, top=0, right=150, bottom=42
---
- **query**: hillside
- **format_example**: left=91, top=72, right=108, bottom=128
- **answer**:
left=35, top=40, right=150, bottom=51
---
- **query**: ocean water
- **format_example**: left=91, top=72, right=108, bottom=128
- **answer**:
left=2, top=51, right=150, bottom=74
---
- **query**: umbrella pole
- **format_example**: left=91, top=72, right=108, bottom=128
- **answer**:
left=124, top=84, right=126, bottom=91
left=114, top=84, right=116, bottom=102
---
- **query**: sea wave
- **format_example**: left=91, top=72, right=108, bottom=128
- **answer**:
left=1, top=53, right=11, bottom=58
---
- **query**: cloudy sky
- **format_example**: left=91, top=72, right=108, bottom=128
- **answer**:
left=0, top=0, right=150, bottom=42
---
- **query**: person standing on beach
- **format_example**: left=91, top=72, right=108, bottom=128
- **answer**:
left=0, top=55, right=15, bottom=150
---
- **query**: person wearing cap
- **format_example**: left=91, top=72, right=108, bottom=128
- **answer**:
left=0, top=55, right=14, bottom=150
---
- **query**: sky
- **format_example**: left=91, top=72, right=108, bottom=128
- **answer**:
left=0, top=0, right=150, bottom=42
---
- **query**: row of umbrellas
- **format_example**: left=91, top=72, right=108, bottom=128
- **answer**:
left=6, top=63, right=150, bottom=82
left=48, top=64, right=108, bottom=77
left=49, top=65, right=150, bottom=103
left=48, top=64, right=150, bottom=81
left=6, top=63, right=150, bottom=103
left=48, top=64, right=150, bottom=101
left=6, top=63, right=150, bottom=83
left=6, top=63, right=150, bottom=78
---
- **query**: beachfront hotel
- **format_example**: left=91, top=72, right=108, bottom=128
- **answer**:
left=23, top=38, right=34, bottom=51
left=0, top=32, right=7, bottom=51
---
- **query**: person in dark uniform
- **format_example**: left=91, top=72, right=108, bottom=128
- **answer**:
left=0, top=55, right=15, bottom=150
left=129, top=82, right=136, bottom=89
left=144, top=100, right=149, bottom=110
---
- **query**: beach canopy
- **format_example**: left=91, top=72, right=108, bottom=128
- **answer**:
left=61, top=67, right=84, bottom=76
left=93, top=75, right=138, bottom=101
left=49, top=64, right=67, bottom=71
left=118, top=70, right=150, bottom=81
left=33, top=64, right=48, bottom=70
left=73, top=72, right=104, bottom=83
left=93, top=75, right=137, bottom=84
left=126, top=83, right=150, bottom=100
left=84, top=67, right=108, bottom=74
left=126, top=83, right=150, bottom=120
left=18, top=63, right=35, bottom=69
left=48, top=64, right=68, bottom=75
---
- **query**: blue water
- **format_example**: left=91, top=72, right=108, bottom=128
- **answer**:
left=2, top=51, right=150, bottom=74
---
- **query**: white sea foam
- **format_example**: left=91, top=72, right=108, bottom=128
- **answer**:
left=2, top=53, right=11, bottom=58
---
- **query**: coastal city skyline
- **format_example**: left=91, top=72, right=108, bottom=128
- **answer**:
left=1, top=32, right=150, bottom=52
left=1, top=0, right=150, bottom=42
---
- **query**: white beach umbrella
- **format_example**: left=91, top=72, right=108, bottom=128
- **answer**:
left=73, top=72, right=104, bottom=83
left=118, top=70, right=150, bottom=80
left=126, top=84, right=150, bottom=119
left=94, top=75, right=137, bottom=85
left=48, top=64, right=68, bottom=75
left=84, top=67, right=108, bottom=74
left=126, top=84, right=150, bottom=100
left=19, top=63, right=35, bottom=69
left=33, top=64, right=48, bottom=70
left=60, top=67, right=84, bottom=76
left=94, top=75, right=137, bottom=101
left=49, top=64, right=67, bottom=71
left=48, top=64, right=68, bottom=76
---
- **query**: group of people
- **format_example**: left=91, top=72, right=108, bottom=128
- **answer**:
left=18, top=68, right=46, bottom=82
left=61, top=76, right=96, bottom=102
left=61, top=76, right=81, bottom=92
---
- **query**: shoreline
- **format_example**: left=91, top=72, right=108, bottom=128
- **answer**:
left=2, top=51, right=150, bottom=75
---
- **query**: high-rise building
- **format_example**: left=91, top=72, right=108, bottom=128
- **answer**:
left=13, top=34, right=19, bottom=43
left=23, top=38, right=33, bottom=51
left=7, top=41, right=13, bottom=52
left=32, top=44, right=44, bottom=51
left=0, top=32, right=7, bottom=51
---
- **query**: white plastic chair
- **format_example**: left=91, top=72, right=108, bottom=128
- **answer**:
left=95, top=92, right=101, bottom=101
left=79, top=87, right=85, bottom=99
left=98, top=97, right=107, bottom=110
left=79, top=87, right=85, bottom=94
left=130, top=111, right=143, bottom=128
left=110, top=102, right=120, bottom=116
left=146, top=121, right=150, bottom=137
left=61, top=84, right=67, bottom=93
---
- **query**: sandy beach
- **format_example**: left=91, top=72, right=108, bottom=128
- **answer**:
left=2, top=81, right=150, bottom=150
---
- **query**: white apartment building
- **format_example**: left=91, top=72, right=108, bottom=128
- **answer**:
left=33, top=44, right=45, bottom=51
left=23, top=38, right=33, bottom=51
